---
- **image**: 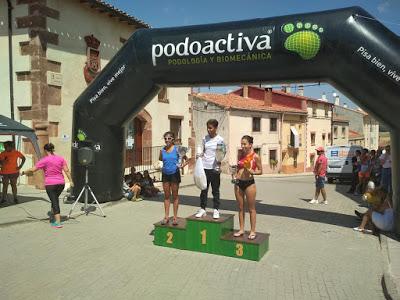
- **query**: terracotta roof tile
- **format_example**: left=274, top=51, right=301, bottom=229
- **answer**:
left=193, top=93, right=307, bottom=114
left=239, top=85, right=334, bottom=105
left=349, top=130, right=363, bottom=138
left=272, top=89, right=334, bottom=105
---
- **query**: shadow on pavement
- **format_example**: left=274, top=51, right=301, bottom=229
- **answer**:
left=381, top=231, right=400, bottom=242
left=332, top=180, right=365, bottom=204
left=146, top=194, right=358, bottom=229
left=0, top=194, right=49, bottom=208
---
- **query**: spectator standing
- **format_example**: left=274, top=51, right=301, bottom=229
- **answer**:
left=370, top=149, right=382, bottom=186
left=309, top=146, right=328, bottom=204
left=355, top=148, right=371, bottom=195
left=347, top=150, right=361, bottom=194
left=0, top=141, right=26, bottom=204
left=380, top=145, right=392, bottom=194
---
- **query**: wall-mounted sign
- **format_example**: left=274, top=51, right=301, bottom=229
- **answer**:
left=47, top=71, right=63, bottom=87
left=61, top=134, right=70, bottom=142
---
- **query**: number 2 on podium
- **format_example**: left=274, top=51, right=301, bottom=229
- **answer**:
left=166, top=231, right=173, bottom=244
left=200, top=229, right=207, bottom=244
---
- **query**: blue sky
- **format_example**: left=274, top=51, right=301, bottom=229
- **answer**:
left=108, top=0, right=400, bottom=107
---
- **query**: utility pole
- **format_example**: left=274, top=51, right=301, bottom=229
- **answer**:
left=7, top=0, right=15, bottom=121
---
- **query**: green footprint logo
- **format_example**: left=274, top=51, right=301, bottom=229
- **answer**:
left=77, top=129, right=87, bottom=141
left=282, top=22, right=323, bottom=60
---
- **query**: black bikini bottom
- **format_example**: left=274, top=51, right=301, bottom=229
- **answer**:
left=235, top=178, right=255, bottom=192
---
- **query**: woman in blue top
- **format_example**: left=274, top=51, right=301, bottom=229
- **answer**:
left=159, top=131, right=182, bottom=225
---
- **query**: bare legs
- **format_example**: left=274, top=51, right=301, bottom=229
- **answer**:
left=314, top=187, right=320, bottom=201
left=314, top=187, right=327, bottom=202
left=321, top=188, right=327, bottom=202
left=234, top=184, right=257, bottom=237
left=162, top=182, right=179, bottom=222
left=129, top=184, right=141, bottom=200
left=234, top=186, right=245, bottom=234
left=246, top=185, right=257, bottom=236
left=359, top=209, right=372, bottom=230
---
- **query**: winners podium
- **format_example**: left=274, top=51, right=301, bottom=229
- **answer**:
left=154, top=213, right=269, bottom=261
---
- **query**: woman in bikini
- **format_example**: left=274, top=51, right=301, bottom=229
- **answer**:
left=233, top=135, right=262, bottom=240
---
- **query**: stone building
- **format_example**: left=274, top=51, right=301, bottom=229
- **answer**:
left=190, top=86, right=308, bottom=174
left=1, top=0, right=191, bottom=185
left=332, top=115, right=349, bottom=146
left=334, top=103, right=379, bottom=150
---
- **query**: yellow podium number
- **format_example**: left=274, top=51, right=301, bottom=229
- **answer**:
left=200, top=229, right=207, bottom=245
left=235, top=243, right=244, bottom=256
left=166, top=231, right=174, bottom=244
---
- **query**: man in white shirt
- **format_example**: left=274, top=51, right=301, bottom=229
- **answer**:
left=195, top=119, right=225, bottom=219
left=380, top=145, right=392, bottom=194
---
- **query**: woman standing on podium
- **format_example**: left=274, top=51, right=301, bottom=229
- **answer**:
left=22, top=143, right=73, bottom=228
left=159, top=131, right=185, bottom=226
left=232, top=135, right=262, bottom=240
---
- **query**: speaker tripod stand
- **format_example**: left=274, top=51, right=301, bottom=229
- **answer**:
left=67, top=166, right=106, bottom=219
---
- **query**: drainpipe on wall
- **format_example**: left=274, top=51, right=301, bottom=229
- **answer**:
left=279, top=113, right=284, bottom=173
left=7, top=0, right=15, bottom=121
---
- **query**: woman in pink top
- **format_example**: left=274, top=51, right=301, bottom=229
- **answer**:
left=22, top=143, right=73, bottom=228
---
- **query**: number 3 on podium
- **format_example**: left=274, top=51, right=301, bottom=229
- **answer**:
left=166, top=231, right=173, bottom=244
left=235, top=243, right=243, bottom=256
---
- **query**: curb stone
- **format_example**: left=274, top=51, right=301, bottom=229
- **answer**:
left=380, top=234, right=400, bottom=300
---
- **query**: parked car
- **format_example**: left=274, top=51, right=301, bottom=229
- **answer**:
left=326, top=145, right=362, bottom=183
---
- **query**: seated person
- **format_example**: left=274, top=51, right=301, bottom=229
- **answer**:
left=124, top=166, right=136, bottom=187
left=128, top=172, right=143, bottom=201
left=354, top=186, right=394, bottom=233
left=141, top=170, right=160, bottom=197
left=122, top=179, right=134, bottom=201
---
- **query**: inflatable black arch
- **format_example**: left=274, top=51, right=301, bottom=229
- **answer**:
left=71, top=6, right=399, bottom=228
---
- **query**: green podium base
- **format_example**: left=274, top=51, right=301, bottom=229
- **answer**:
left=154, top=217, right=187, bottom=249
left=220, top=231, right=269, bottom=261
left=153, top=213, right=269, bottom=261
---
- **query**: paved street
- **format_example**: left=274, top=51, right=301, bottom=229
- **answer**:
left=0, top=175, right=386, bottom=299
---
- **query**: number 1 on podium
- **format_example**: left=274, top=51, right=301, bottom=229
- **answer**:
left=200, top=229, right=207, bottom=245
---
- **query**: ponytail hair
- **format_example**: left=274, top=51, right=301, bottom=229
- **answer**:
left=44, top=143, right=55, bottom=154
left=241, top=135, right=253, bottom=144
